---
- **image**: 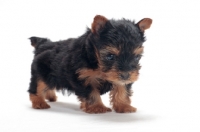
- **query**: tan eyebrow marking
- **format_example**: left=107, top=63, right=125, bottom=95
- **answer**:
left=133, top=46, right=144, bottom=55
left=100, top=46, right=120, bottom=55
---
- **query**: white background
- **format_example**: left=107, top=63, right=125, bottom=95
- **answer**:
left=0, top=0, right=200, bottom=132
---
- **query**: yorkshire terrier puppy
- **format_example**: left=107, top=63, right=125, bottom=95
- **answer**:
left=28, top=15, right=152, bottom=113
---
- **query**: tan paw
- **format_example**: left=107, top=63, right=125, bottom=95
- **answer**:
left=30, top=94, right=51, bottom=109
left=114, top=105, right=137, bottom=113
left=32, top=101, right=50, bottom=109
left=84, top=104, right=112, bottom=114
left=47, top=96, right=57, bottom=102
left=45, top=90, right=57, bottom=102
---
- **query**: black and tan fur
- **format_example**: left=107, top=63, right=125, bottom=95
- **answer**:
left=28, top=15, right=152, bottom=113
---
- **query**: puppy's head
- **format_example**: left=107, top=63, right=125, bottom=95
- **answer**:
left=87, top=15, right=152, bottom=85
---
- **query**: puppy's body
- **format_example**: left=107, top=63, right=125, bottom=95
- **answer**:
left=29, top=34, right=112, bottom=97
left=28, top=15, right=152, bottom=113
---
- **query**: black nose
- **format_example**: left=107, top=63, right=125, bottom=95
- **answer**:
left=120, top=73, right=130, bottom=80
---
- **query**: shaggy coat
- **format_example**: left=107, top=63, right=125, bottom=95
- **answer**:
left=28, top=15, right=152, bottom=113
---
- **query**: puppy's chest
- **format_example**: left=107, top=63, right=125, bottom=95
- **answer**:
left=77, top=69, right=107, bottom=88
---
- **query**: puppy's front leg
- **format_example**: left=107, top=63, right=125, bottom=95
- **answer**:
left=110, top=84, right=137, bottom=113
left=78, top=88, right=112, bottom=114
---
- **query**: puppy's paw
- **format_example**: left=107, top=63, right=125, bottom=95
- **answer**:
left=30, top=94, right=51, bottom=109
left=47, top=96, right=57, bottom=102
left=114, top=105, right=137, bottom=113
left=32, top=101, right=50, bottom=109
left=45, top=90, right=57, bottom=102
left=84, top=104, right=112, bottom=114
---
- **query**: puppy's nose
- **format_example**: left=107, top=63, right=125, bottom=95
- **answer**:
left=120, top=73, right=130, bottom=80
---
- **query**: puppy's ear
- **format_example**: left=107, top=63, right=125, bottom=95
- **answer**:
left=91, top=15, right=108, bottom=34
left=137, top=18, right=152, bottom=32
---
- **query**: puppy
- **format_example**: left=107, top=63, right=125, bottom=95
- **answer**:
left=28, top=15, right=152, bottom=113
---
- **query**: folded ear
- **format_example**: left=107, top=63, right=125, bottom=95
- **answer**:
left=91, top=15, right=108, bottom=34
left=137, top=18, right=152, bottom=32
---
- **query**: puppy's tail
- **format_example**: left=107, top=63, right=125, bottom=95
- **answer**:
left=29, top=36, right=51, bottom=48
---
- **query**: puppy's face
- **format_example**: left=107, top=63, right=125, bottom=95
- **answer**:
left=98, top=45, right=142, bottom=85
left=90, top=15, right=152, bottom=85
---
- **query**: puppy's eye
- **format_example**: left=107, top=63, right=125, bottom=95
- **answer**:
left=134, top=55, right=141, bottom=61
left=106, top=54, right=115, bottom=60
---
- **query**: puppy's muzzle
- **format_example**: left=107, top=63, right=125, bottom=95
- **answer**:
left=120, top=72, right=130, bottom=80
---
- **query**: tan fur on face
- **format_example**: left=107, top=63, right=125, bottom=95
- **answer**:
left=129, top=70, right=139, bottom=82
left=110, top=84, right=137, bottom=113
left=100, top=47, right=120, bottom=56
left=134, top=46, right=144, bottom=55
left=104, top=68, right=139, bottom=84
left=104, top=68, right=119, bottom=82
left=29, top=80, right=50, bottom=109
left=94, top=46, right=139, bottom=84
left=97, top=46, right=119, bottom=70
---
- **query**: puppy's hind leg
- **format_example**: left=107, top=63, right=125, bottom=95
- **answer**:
left=29, top=79, right=50, bottom=109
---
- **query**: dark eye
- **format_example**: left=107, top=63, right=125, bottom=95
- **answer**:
left=134, top=55, right=141, bottom=61
left=106, top=54, right=115, bottom=60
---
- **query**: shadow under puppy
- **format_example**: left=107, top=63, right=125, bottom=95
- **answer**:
left=28, top=15, right=152, bottom=113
